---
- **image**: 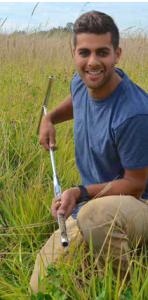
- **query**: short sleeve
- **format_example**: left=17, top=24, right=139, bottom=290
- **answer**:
left=70, top=73, right=86, bottom=108
left=114, top=115, right=148, bottom=169
left=70, top=73, right=77, bottom=97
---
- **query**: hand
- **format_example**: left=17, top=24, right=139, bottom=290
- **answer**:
left=39, top=115, right=57, bottom=150
left=51, top=187, right=81, bottom=219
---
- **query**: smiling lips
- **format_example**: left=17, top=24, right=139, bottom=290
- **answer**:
left=86, top=70, right=103, bottom=78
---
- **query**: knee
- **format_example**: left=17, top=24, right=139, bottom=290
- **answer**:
left=77, top=196, right=125, bottom=247
left=77, top=196, right=117, bottom=229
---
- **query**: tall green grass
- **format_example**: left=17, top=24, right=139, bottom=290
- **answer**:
left=0, top=31, right=148, bottom=299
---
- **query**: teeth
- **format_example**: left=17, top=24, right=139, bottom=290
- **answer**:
left=88, top=71, right=102, bottom=74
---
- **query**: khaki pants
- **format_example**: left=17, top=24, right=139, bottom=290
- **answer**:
left=30, top=216, right=82, bottom=293
left=30, top=195, right=148, bottom=293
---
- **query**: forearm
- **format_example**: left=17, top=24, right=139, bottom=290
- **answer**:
left=53, top=169, right=147, bottom=219
left=85, top=177, right=145, bottom=200
left=45, top=94, right=73, bottom=125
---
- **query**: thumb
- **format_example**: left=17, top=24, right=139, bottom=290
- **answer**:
left=49, top=134, right=57, bottom=150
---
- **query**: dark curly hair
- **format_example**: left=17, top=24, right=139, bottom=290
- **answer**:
left=73, top=10, right=119, bottom=50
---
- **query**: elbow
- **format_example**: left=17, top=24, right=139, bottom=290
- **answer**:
left=124, top=177, right=146, bottom=199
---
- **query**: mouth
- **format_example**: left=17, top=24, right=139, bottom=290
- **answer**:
left=86, top=70, right=103, bottom=75
left=85, top=70, right=103, bottom=78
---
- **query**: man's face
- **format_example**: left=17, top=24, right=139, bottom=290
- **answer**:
left=72, top=33, right=121, bottom=95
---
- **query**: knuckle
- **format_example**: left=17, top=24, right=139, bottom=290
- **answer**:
left=38, top=138, right=42, bottom=144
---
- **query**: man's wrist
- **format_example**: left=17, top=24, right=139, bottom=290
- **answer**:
left=71, top=187, right=81, bottom=199
left=75, top=185, right=89, bottom=204
left=44, top=113, right=53, bottom=124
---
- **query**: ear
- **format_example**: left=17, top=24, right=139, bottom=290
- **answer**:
left=72, top=47, right=76, bottom=58
left=115, top=47, right=122, bottom=64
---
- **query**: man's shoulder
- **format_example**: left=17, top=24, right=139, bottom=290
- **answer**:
left=124, top=79, right=148, bottom=114
left=112, top=70, right=148, bottom=130
left=120, top=68, right=148, bottom=101
left=71, top=73, right=83, bottom=87
left=70, top=73, right=86, bottom=99
left=116, top=68, right=147, bottom=96
left=117, top=69, right=148, bottom=108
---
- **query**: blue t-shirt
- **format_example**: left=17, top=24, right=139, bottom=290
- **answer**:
left=70, top=68, right=148, bottom=218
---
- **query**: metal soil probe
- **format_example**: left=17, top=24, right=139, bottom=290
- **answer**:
left=37, top=76, right=68, bottom=247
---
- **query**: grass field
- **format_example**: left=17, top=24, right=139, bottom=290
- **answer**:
left=0, top=31, right=148, bottom=300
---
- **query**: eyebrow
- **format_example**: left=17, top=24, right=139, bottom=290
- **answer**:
left=78, top=47, right=111, bottom=51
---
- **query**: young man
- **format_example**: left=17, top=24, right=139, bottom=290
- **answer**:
left=30, top=11, right=148, bottom=292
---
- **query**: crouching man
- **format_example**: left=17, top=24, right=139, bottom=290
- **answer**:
left=30, top=10, right=148, bottom=293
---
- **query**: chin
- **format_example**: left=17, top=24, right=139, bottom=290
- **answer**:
left=85, top=81, right=103, bottom=90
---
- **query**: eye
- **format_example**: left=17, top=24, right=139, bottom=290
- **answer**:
left=78, top=50, right=89, bottom=57
left=98, top=51, right=109, bottom=57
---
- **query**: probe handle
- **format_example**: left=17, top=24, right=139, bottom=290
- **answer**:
left=57, top=213, right=68, bottom=247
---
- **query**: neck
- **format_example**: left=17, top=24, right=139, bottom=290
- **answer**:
left=88, top=71, right=122, bottom=100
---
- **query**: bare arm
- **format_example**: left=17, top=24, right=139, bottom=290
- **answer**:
left=52, top=167, right=148, bottom=219
left=84, top=167, right=148, bottom=200
left=39, top=94, right=73, bottom=150
left=44, top=94, right=73, bottom=124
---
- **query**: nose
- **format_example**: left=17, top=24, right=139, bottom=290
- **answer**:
left=87, top=53, right=100, bottom=67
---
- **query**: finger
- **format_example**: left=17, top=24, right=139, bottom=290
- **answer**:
left=52, top=196, right=61, bottom=204
left=39, top=137, right=50, bottom=151
left=52, top=203, right=61, bottom=218
left=49, top=145, right=58, bottom=151
left=57, top=200, right=68, bottom=214
left=64, top=203, right=75, bottom=219
left=51, top=198, right=61, bottom=210
left=58, top=201, right=74, bottom=219
left=51, top=197, right=62, bottom=218
left=49, top=134, right=56, bottom=149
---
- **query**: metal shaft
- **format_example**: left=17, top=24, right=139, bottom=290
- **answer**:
left=50, top=149, right=68, bottom=247
left=37, top=76, right=68, bottom=247
left=37, top=76, right=54, bottom=135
